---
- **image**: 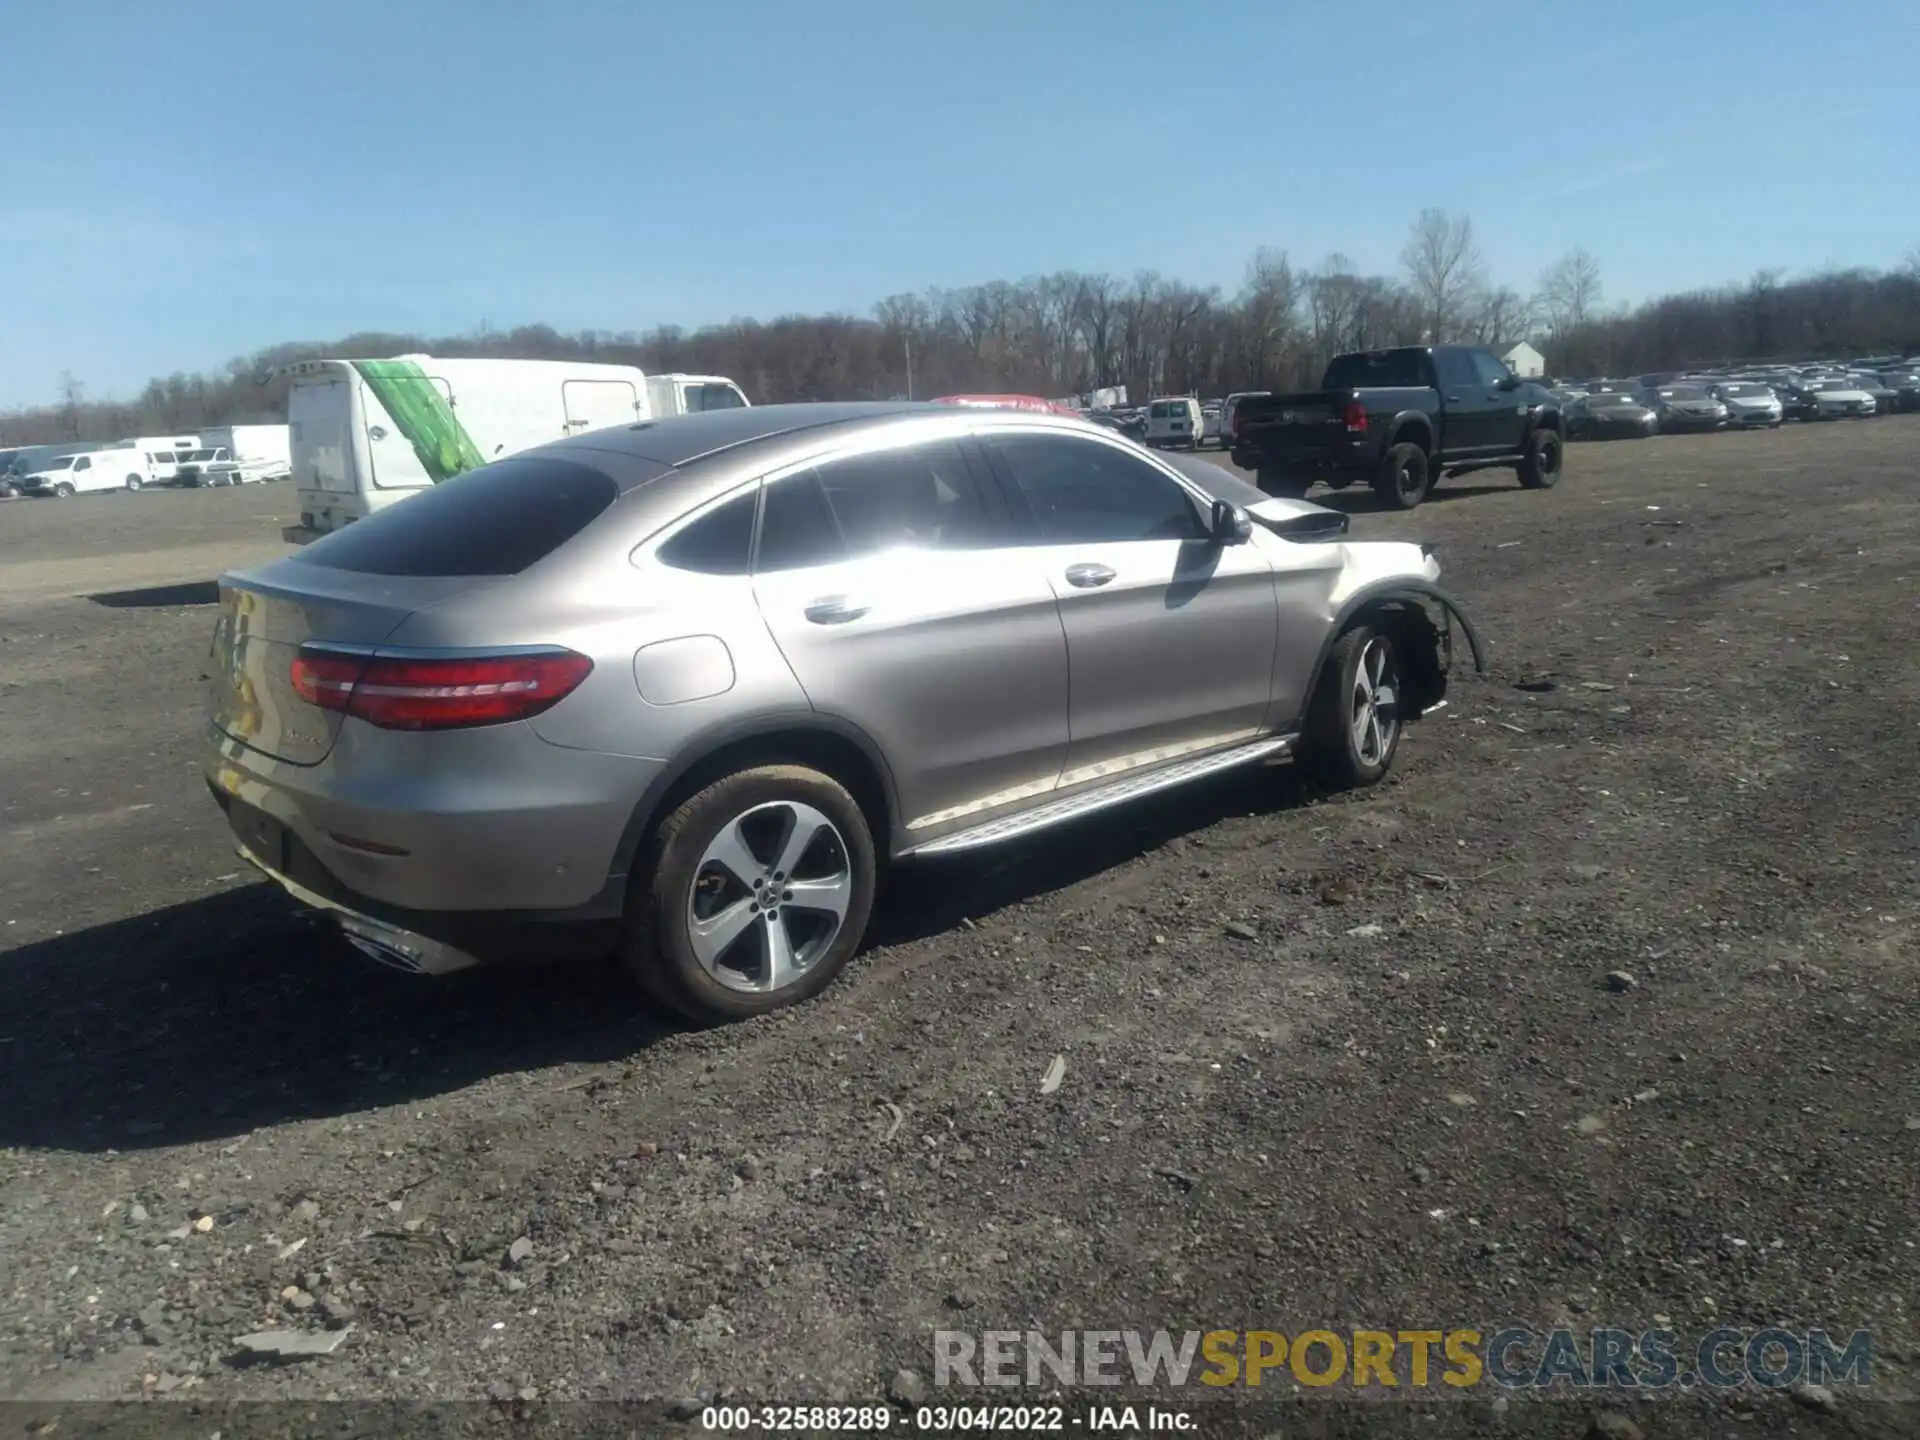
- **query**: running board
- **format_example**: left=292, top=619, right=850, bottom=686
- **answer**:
left=901, top=734, right=1297, bottom=858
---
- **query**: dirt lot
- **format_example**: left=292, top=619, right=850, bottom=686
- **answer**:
left=2, top=426, right=1917, bottom=1436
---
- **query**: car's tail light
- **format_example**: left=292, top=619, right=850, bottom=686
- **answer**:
left=1343, top=400, right=1369, bottom=433
left=291, top=648, right=593, bottom=730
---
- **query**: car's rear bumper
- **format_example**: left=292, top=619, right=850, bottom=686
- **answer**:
left=236, top=845, right=486, bottom=974
left=205, top=722, right=660, bottom=921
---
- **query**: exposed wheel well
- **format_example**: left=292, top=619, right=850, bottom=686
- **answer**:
left=640, top=728, right=895, bottom=865
left=1299, top=597, right=1453, bottom=726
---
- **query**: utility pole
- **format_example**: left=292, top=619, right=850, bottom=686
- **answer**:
left=904, top=331, right=915, bottom=401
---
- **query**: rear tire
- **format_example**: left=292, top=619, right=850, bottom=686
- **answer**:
left=1302, top=623, right=1403, bottom=789
left=1255, top=467, right=1311, bottom=500
left=1372, top=442, right=1430, bottom=510
left=1516, top=427, right=1564, bottom=490
left=621, top=765, right=877, bottom=1024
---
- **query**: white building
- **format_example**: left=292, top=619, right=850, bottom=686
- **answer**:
left=1502, top=341, right=1546, bottom=378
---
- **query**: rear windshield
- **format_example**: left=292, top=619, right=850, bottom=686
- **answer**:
left=1323, top=351, right=1428, bottom=389
left=291, top=457, right=619, bottom=577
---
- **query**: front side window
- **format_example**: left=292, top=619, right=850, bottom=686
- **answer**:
left=1469, top=351, right=1512, bottom=387
left=990, top=433, right=1203, bottom=545
left=1431, top=350, right=1478, bottom=390
left=72, top=456, right=91, bottom=472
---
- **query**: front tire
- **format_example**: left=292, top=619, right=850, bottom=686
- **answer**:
left=124, top=475, right=144, bottom=491
left=1372, top=442, right=1431, bottom=510
left=1517, top=427, right=1564, bottom=489
left=622, top=765, right=877, bottom=1024
left=52, top=482, right=75, bottom=498
left=1302, top=623, right=1403, bottom=789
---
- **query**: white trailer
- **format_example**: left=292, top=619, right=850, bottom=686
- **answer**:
left=280, top=355, right=749, bottom=543
left=188, top=424, right=292, bottom=485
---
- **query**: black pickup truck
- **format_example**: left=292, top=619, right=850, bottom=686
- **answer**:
left=1228, top=345, right=1565, bottom=510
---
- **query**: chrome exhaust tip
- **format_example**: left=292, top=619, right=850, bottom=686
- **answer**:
left=345, top=933, right=429, bottom=975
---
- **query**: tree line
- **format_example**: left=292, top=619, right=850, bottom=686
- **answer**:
left=7, top=214, right=1918, bottom=446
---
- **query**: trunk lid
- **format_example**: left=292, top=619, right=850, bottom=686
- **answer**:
left=209, top=561, right=484, bottom=765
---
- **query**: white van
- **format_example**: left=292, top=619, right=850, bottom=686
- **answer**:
left=111, top=434, right=200, bottom=484
left=1144, top=396, right=1203, bottom=449
left=281, top=355, right=750, bottom=543
left=19, top=448, right=152, bottom=496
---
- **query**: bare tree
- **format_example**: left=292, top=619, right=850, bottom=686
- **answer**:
left=57, top=372, right=85, bottom=440
left=14, top=245, right=1920, bottom=444
left=1470, top=286, right=1532, bottom=347
left=1536, top=248, right=1604, bottom=338
left=1400, top=209, right=1484, bottom=342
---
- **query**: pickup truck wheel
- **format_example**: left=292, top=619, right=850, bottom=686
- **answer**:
left=1517, top=428, right=1564, bottom=489
left=1372, top=443, right=1430, bottom=510
left=1255, top=468, right=1311, bottom=500
left=1302, top=623, right=1402, bottom=789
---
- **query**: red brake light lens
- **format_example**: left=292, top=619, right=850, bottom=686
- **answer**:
left=1343, top=400, right=1369, bottom=432
left=290, top=649, right=594, bottom=730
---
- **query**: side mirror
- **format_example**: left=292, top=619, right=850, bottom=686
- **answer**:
left=1209, top=498, right=1253, bottom=546
left=1497, top=373, right=1522, bottom=392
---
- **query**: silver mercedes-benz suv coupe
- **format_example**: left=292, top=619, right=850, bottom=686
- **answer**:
left=206, top=403, right=1484, bottom=1022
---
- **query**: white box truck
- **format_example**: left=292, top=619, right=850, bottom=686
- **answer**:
left=109, top=434, right=201, bottom=485
left=280, top=355, right=750, bottom=543
left=175, top=424, right=292, bottom=486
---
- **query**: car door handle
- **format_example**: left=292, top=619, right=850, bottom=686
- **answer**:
left=1064, top=563, right=1116, bottom=589
left=803, top=596, right=869, bottom=625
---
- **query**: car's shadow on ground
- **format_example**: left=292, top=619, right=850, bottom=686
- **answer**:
left=0, top=762, right=1318, bottom=1155
left=87, top=579, right=221, bottom=608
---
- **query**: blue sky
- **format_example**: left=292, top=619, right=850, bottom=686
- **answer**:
left=2, top=0, right=1913, bottom=407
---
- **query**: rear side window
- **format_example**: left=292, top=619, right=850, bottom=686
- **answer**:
left=757, top=473, right=844, bottom=572
left=659, top=490, right=756, bottom=575
left=291, top=457, right=617, bottom=576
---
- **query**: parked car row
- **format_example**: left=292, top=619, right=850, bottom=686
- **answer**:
left=1551, top=358, right=1920, bottom=440
left=0, top=426, right=293, bottom=496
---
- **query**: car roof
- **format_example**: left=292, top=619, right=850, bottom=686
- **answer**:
left=556, top=401, right=941, bottom=471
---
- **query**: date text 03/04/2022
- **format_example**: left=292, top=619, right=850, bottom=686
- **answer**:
left=699, top=1403, right=1194, bottom=1432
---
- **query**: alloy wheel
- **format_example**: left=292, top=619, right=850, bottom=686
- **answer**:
left=1349, top=636, right=1400, bottom=767
left=686, top=800, right=854, bottom=994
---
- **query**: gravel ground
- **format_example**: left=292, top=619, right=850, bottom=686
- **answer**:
left=2, top=426, right=1917, bottom=1437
